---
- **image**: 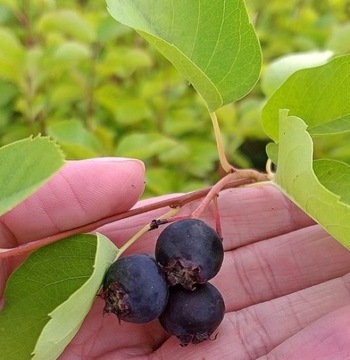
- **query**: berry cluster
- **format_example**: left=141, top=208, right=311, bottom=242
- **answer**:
left=101, top=218, right=225, bottom=346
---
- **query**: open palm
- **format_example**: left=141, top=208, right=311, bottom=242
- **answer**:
left=1, top=159, right=350, bottom=360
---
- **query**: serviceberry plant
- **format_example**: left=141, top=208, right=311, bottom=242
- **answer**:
left=1, top=0, right=350, bottom=358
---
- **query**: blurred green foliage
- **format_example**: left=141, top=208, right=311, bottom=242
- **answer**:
left=0, top=0, right=349, bottom=196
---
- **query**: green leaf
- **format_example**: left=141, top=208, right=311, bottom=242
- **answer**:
left=274, top=110, right=350, bottom=249
left=112, top=97, right=153, bottom=125
left=0, top=27, right=25, bottom=82
left=327, top=23, right=350, bottom=54
left=116, top=133, right=177, bottom=160
left=265, top=142, right=278, bottom=165
left=261, top=51, right=333, bottom=97
left=53, top=41, right=91, bottom=66
left=97, top=16, right=133, bottom=44
left=313, top=159, right=350, bottom=204
left=308, top=115, right=350, bottom=135
left=47, top=120, right=101, bottom=159
left=0, top=233, right=118, bottom=360
left=107, top=0, right=262, bottom=111
left=262, top=55, right=350, bottom=142
left=97, top=47, right=153, bottom=79
left=36, top=10, right=96, bottom=43
left=146, top=167, right=178, bottom=195
left=186, top=139, right=218, bottom=177
left=0, top=136, right=65, bottom=216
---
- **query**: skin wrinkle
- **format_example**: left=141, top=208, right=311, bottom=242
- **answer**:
left=263, top=276, right=350, bottom=352
left=252, top=245, right=281, bottom=299
left=227, top=312, right=255, bottom=360
left=290, top=227, right=350, bottom=287
left=222, top=236, right=297, bottom=310
left=0, top=217, right=17, bottom=248
left=231, top=246, right=259, bottom=306
left=114, top=165, right=139, bottom=210
left=227, top=225, right=350, bottom=311
left=106, top=165, right=146, bottom=218
left=283, top=295, right=305, bottom=332
left=247, top=307, right=273, bottom=359
left=243, top=306, right=274, bottom=358
left=285, top=228, right=311, bottom=289
left=58, top=170, right=90, bottom=224
left=0, top=178, right=65, bottom=244
left=257, top=306, right=350, bottom=360
left=34, top=182, right=63, bottom=234
left=219, top=187, right=315, bottom=251
left=217, top=279, right=350, bottom=360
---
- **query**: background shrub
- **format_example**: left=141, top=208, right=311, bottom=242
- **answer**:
left=0, top=0, right=349, bottom=196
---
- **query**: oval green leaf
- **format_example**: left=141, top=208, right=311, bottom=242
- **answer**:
left=313, top=159, right=350, bottom=204
left=0, top=136, right=65, bottom=216
left=0, top=233, right=118, bottom=360
left=274, top=110, right=350, bottom=249
left=262, top=55, right=350, bottom=142
left=107, top=0, right=262, bottom=111
left=0, top=27, right=25, bottom=82
left=36, top=10, right=96, bottom=43
left=261, top=51, right=333, bottom=97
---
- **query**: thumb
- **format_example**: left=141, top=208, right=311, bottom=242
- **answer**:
left=0, top=158, right=145, bottom=247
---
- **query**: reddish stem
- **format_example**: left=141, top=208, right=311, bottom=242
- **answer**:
left=213, top=195, right=222, bottom=239
left=0, top=177, right=256, bottom=259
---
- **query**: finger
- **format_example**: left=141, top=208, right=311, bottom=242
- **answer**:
left=0, top=158, right=145, bottom=247
left=212, top=225, right=350, bottom=311
left=257, top=305, right=350, bottom=360
left=222, top=274, right=350, bottom=359
left=217, top=184, right=315, bottom=249
left=152, top=273, right=350, bottom=360
left=97, top=185, right=314, bottom=252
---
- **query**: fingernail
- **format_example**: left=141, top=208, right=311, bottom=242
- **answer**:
left=87, top=157, right=135, bottom=162
left=87, top=157, right=145, bottom=170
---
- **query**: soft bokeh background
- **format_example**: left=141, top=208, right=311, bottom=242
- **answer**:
left=1, top=0, right=349, bottom=196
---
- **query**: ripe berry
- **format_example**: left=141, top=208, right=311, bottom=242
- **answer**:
left=155, top=219, right=224, bottom=289
left=102, top=254, right=168, bottom=323
left=159, top=283, right=225, bottom=346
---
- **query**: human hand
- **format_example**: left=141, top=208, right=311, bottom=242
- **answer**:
left=2, top=158, right=350, bottom=360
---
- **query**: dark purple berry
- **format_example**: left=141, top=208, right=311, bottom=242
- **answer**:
left=155, top=219, right=224, bottom=289
left=102, top=254, right=168, bottom=324
left=159, top=283, right=225, bottom=346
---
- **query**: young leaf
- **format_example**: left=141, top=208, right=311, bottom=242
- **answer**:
left=274, top=110, right=350, bottom=249
left=262, top=55, right=350, bottom=142
left=107, top=0, right=262, bottom=111
left=0, top=233, right=118, bottom=360
left=0, top=136, right=65, bottom=216
left=261, top=51, right=333, bottom=97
